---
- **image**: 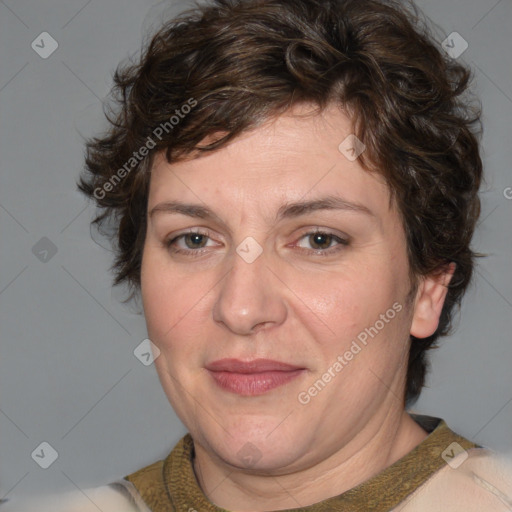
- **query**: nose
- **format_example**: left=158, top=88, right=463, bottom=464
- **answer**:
left=212, top=249, right=287, bottom=335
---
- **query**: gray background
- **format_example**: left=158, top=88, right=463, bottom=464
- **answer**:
left=1, top=0, right=511, bottom=501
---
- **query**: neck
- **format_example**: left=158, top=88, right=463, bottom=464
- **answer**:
left=192, top=410, right=428, bottom=511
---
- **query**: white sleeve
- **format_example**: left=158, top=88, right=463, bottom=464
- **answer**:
left=392, top=449, right=512, bottom=512
left=0, top=482, right=150, bottom=512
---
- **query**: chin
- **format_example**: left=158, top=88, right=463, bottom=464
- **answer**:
left=204, top=422, right=306, bottom=472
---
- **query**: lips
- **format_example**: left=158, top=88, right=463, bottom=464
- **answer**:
left=205, top=358, right=304, bottom=373
left=205, top=358, right=305, bottom=396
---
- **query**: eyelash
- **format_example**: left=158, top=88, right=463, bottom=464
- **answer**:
left=163, top=229, right=349, bottom=257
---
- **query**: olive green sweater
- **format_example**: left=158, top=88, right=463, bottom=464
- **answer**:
left=122, top=415, right=480, bottom=511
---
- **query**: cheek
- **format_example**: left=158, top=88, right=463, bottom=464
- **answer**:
left=288, top=266, right=397, bottom=338
left=286, top=261, right=410, bottom=380
left=141, top=247, right=218, bottom=366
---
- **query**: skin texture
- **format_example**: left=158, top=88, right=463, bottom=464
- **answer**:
left=140, top=103, right=454, bottom=511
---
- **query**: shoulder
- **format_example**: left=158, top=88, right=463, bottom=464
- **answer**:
left=0, top=482, right=149, bottom=512
left=395, top=448, right=512, bottom=512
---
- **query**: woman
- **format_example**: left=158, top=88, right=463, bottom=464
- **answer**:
left=6, top=0, right=512, bottom=510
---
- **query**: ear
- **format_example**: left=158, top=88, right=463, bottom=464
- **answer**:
left=410, top=262, right=456, bottom=339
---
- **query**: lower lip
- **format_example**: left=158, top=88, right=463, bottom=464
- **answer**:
left=208, top=369, right=304, bottom=396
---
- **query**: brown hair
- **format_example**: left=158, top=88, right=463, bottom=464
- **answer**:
left=78, top=0, right=483, bottom=406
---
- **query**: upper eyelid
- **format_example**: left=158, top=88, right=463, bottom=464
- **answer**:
left=167, top=227, right=346, bottom=239
left=293, top=227, right=349, bottom=242
left=168, top=228, right=218, bottom=244
left=170, top=227, right=215, bottom=238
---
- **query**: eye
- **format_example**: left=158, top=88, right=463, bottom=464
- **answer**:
left=164, top=230, right=219, bottom=255
left=295, top=230, right=349, bottom=254
left=180, top=233, right=209, bottom=249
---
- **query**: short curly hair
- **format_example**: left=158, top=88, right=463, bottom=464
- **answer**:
left=78, top=0, right=483, bottom=406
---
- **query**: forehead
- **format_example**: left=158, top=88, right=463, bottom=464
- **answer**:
left=148, top=103, right=392, bottom=219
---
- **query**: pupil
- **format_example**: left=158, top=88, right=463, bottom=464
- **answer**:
left=311, top=233, right=331, bottom=249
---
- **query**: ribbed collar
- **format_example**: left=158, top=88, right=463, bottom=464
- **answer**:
left=156, top=414, right=479, bottom=511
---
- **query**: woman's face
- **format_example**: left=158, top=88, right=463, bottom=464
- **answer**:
left=140, top=104, right=439, bottom=473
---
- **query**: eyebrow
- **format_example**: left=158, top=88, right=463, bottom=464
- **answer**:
left=277, top=196, right=375, bottom=219
left=148, top=195, right=374, bottom=221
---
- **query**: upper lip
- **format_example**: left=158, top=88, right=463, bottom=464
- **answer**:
left=206, top=358, right=304, bottom=373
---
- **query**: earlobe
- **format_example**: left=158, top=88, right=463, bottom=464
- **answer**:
left=410, top=262, right=456, bottom=339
